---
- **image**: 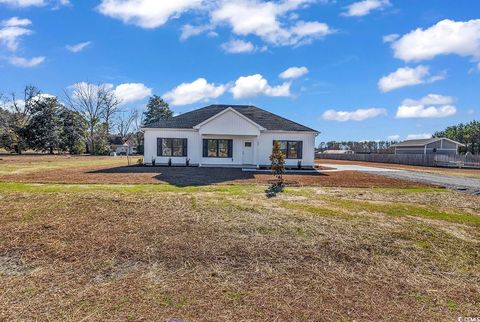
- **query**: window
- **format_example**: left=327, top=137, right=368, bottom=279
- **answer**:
left=273, top=140, right=303, bottom=159
left=244, top=142, right=252, bottom=147
left=203, top=139, right=233, bottom=158
left=157, top=138, right=187, bottom=157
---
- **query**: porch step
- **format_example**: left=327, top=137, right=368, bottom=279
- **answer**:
left=201, top=164, right=256, bottom=169
left=242, top=168, right=320, bottom=173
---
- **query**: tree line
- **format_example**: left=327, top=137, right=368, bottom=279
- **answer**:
left=0, top=84, right=173, bottom=155
left=319, top=120, right=480, bottom=155
left=433, top=120, right=480, bottom=154
left=317, top=141, right=398, bottom=154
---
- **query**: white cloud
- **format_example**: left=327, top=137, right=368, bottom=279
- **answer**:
left=396, top=94, right=457, bottom=119
left=66, top=41, right=92, bottom=53
left=396, top=105, right=456, bottom=119
left=279, top=66, right=308, bottom=79
left=180, top=24, right=212, bottom=40
left=387, top=134, right=400, bottom=141
left=289, top=21, right=332, bottom=44
left=2, top=17, right=32, bottom=27
left=401, top=93, right=453, bottom=107
left=342, top=0, right=390, bottom=17
left=322, top=108, right=387, bottom=121
left=114, top=83, right=152, bottom=104
left=212, top=1, right=333, bottom=46
left=8, top=56, right=45, bottom=67
left=406, top=133, right=432, bottom=140
left=221, top=39, right=256, bottom=53
left=0, top=17, right=33, bottom=51
left=96, top=0, right=334, bottom=47
left=0, top=0, right=69, bottom=7
left=0, top=0, right=44, bottom=7
left=230, top=74, right=290, bottom=99
left=0, top=17, right=47, bottom=68
left=97, top=0, right=203, bottom=29
left=378, top=65, right=444, bottom=92
left=163, top=78, right=226, bottom=106
left=383, top=33, right=399, bottom=43
left=391, top=19, right=480, bottom=63
left=69, top=82, right=151, bottom=104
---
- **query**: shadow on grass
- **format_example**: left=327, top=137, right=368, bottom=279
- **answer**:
left=88, top=166, right=325, bottom=187
left=89, top=166, right=254, bottom=187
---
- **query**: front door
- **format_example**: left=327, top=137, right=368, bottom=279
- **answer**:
left=242, top=141, right=254, bottom=165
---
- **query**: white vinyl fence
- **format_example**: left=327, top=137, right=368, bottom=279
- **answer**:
left=317, top=153, right=480, bottom=169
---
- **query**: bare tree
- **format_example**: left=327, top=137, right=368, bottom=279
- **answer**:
left=101, top=88, right=122, bottom=136
left=6, top=85, right=42, bottom=153
left=132, top=110, right=144, bottom=149
left=64, top=83, right=120, bottom=154
left=115, top=109, right=137, bottom=143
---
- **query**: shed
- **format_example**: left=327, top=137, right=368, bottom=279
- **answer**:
left=391, top=138, right=464, bottom=155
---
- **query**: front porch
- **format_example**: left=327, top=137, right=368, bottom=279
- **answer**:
left=198, top=134, right=260, bottom=168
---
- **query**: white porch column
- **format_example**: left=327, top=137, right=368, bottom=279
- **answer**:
left=199, top=135, right=203, bottom=167
left=255, top=136, right=260, bottom=168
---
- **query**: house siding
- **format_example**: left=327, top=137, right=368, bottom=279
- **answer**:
left=257, top=132, right=316, bottom=167
left=144, top=129, right=200, bottom=165
left=395, top=138, right=460, bottom=155
left=144, top=129, right=316, bottom=167
left=197, top=110, right=261, bottom=136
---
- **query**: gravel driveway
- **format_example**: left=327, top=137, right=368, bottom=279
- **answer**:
left=319, top=163, right=480, bottom=195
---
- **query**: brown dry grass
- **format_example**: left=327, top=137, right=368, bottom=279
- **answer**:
left=0, top=184, right=479, bottom=321
left=0, top=155, right=478, bottom=321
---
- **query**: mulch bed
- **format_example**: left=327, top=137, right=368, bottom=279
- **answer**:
left=0, top=164, right=432, bottom=188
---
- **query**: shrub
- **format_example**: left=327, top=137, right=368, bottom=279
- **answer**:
left=267, top=141, right=286, bottom=197
left=270, top=141, right=285, bottom=184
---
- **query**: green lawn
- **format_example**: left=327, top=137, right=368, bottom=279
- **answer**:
left=0, top=156, right=129, bottom=175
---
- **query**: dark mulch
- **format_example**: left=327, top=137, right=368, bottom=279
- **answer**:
left=0, top=163, right=432, bottom=188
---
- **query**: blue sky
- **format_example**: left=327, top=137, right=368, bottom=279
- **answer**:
left=1, top=0, right=479, bottom=143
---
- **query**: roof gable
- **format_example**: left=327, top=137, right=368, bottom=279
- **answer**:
left=194, top=107, right=265, bottom=131
left=392, top=137, right=465, bottom=147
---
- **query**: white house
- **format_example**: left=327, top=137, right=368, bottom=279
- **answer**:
left=109, top=136, right=138, bottom=155
left=391, top=138, right=464, bottom=155
left=143, top=105, right=319, bottom=168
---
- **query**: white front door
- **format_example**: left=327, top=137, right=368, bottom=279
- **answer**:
left=242, top=141, right=254, bottom=165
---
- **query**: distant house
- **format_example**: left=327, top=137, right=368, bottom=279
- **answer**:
left=142, top=104, right=319, bottom=167
left=109, top=136, right=137, bottom=155
left=392, top=138, right=464, bottom=155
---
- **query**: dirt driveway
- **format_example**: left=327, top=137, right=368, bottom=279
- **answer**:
left=318, top=161, right=480, bottom=195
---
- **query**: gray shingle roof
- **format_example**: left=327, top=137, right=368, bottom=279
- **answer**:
left=391, top=138, right=464, bottom=147
left=144, top=105, right=318, bottom=132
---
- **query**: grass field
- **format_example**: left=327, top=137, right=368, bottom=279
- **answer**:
left=0, top=156, right=479, bottom=321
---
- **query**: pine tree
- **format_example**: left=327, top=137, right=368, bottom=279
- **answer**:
left=25, top=97, right=62, bottom=154
left=59, top=108, right=87, bottom=154
left=142, top=95, right=173, bottom=125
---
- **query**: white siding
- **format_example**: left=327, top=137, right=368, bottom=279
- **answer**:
left=198, top=110, right=261, bottom=136
left=257, top=131, right=316, bottom=167
left=144, top=129, right=200, bottom=165
left=144, top=128, right=317, bottom=167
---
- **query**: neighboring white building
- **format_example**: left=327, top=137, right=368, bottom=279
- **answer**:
left=109, top=137, right=138, bottom=155
left=391, top=138, right=464, bottom=155
left=143, top=105, right=319, bottom=168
